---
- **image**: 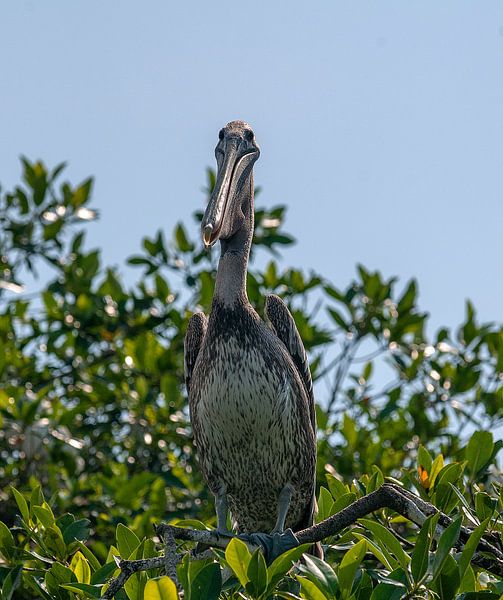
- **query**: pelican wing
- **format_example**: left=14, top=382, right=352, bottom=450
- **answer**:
left=184, top=312, right=207, bottom=392
left=265, top=294, right=316, bottom=434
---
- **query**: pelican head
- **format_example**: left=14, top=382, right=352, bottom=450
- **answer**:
left=201, top=120, right=260, bottom=247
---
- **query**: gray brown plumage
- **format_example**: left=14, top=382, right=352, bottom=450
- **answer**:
left=184, top=121, right=320, bottom=555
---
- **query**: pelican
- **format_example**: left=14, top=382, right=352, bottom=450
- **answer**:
left=185, top=121, right=320, bottom=555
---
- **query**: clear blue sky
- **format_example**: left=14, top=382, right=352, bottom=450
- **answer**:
left=2, top=1, right=503, bottom=333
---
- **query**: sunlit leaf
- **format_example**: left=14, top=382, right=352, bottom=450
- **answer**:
left=144, top=576, right=179, bottom=600
left=225, top=537, right=252, bottom=587
left=116, top=523, right=141, bottom=560
left=69, top=551, right=91, bottom=584
left=11, top=487, right=30, bottom=525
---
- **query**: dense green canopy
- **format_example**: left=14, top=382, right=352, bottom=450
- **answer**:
left=0, top=160, right=501, bottom=599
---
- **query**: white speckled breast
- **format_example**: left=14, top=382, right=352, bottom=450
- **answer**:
left=189, top=303, right=316, bottom=533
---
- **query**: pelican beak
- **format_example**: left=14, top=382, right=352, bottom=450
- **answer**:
left=201, top=141, right=240, bottom=247
left=203, top=224, right=213, bottom=247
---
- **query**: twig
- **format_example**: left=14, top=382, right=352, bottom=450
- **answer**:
left=102, top=556, right=165, bottom=599
left=162, top=525, right=179, bottom=583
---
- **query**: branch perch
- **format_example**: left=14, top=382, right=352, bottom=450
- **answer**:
left=102, top=483, right=503, bottom=599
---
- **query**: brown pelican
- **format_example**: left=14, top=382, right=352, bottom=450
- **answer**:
left=185, top=121, right=320, bottom=556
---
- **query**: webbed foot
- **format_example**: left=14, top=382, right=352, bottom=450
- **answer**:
left=238, top=529, right=299, bottom=563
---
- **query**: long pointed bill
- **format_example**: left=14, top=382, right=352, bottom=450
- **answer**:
left=201, top=142, right=240, bottom=247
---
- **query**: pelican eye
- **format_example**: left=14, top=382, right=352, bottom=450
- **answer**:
left=244, top=129, right=254, bottom=142
left=218, top=129, right=225, bottom=140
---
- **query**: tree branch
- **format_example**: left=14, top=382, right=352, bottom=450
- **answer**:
left=103, top=556, right=166, bottom=599
left=102, top=483, right=503, bottom=598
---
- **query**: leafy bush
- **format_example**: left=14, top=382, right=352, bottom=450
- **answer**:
left=0, top=160, right=501, bottom=599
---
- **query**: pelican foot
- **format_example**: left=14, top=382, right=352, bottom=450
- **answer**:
left=214, top=486, right=230, bottom=534
left=271, top=483, right=294, bottom=534
left=238, top=528, right=299, bottom=563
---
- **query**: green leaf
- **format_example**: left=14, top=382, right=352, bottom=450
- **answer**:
left=429, top=453, right=445, bottom=489
left=327, top=307, right=348, bottom=330
left=171, top=519, right=210, bottom=531
left=324, top=284, right=345, bottom=301
left=298, top=554, right=339, bottom=598
left=155, top=274, right=171, bottom=299
left=325, top=474, right=348, bottom=500
left=417, top=444, right=433, bottom=473
left=474, top=492, right=496, bottom=521
left=71, top=177, right=93, bottom=208
left=1, top=565, right=22, bottom=600
left=49, top=160, right=67, bottom=181
left=116, top=523, right=141, bottom=559
left=362, top=361, right=373, bottom=381
left=338, top=539, right=367, bottom=599
left=61, top=582, right=102, bottom=598
left=267, top=544, right=311, bottom=590
left=369, top=581, right=406, bottom=600
left=353, top=532, right=394, bottom=571
left=128, top=256, right=155, bottom=267
left=431, top=516, right=462, bottom=582
left=332, top=492, right=357, bottom=514
left=434, top=463, right=464, bottom=512
left=174, top=223, right=194, bottom=252
left=144, top=237, right=158, bottom=256
left=465, top=431, right=494, bottom=476
left=190, top=562, right=222, bottom=600
left=189, top=557, right=213, bottom=586
left=437, top=462, right=464, bottom=486
left=246, top=548, right=268, bottom=597
left=317, top=487, right=334, bottom=521
left=411, top=514, right=436, bottom=584
left=91, top=560, right=117, bottom=585
left=458, top=517, right=490, bottom=581
left=33, top=504, right=55, bottom=527
left=397, top=279, right=417, bottom=313
left=366, top=466, right=385, bottom=494
left=434, top=483, right=461, bottom=514
left=297, top=576, right=329, bottom=599
left=70, top=550, right=91, bottom=584
left=0, top=521, right=15, bottom=560
left=43, top=524, right=67, bottom=560
left=342, top=413, right=357, bottom=447
left=63, top=519, right=91, bottom=545
left=29, top=485, right=44, bottom=512
left=225, top=537, right=251, bottom=587
left=47, top=561, right=75, bottom=584
left=123, top=539, right=147, bottom=600
left=144, top=576, right=179, bottom=600
left=11, top=487, right=30, bottom=525
left=359, top=518, right=410, bottom=571
left=24, top=573, right=54, bottom=600
left=432, top=553, right=460, bottom=599
left=459, top=563, right=476, bottom=593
